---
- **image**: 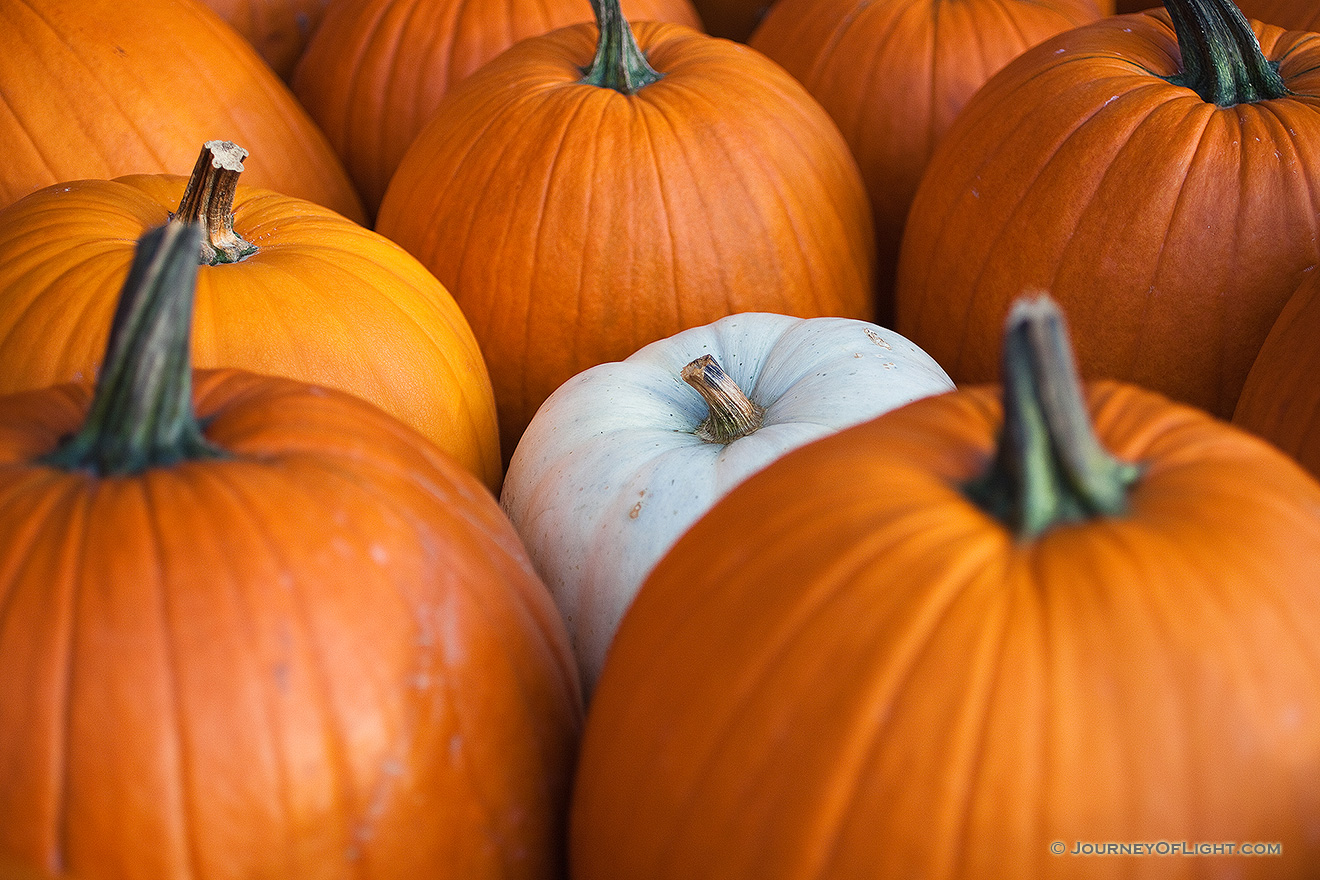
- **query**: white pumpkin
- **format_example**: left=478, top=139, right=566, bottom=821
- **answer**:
left=500, top=312, right=954, bottom=695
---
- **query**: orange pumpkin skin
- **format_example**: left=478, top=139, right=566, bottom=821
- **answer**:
left=0, top=0, right=364, bottom=223
left=201, top=0, right=334, bottom=81
left=1234, top=0, right=1320, bottom=31
left=893, top=12, right=1320, bottom=419
left=572, top=380, right=1320, bottom=879
left=375, top=22, right=877, bottom=459
left=749, top=0, right=1107, bottom=324
left=0, top=369, right=581, bottom=880
left=1233, top=268, right=1320, bottom=480
left=293, top=0, right=703, bottom=218
left=0, top=174, right=503, bottom=492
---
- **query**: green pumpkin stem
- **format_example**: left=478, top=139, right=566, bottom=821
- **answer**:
left=1162, top=0, right=1288, bottom=105
left=171, top=140, right=258, bottom=265
left=682, top=355, right=765, bottom=443
left=42, top=223, right=230, bottom=476
left=963, top=294, right=1142, bottom=539
left=579, top=0, right=663, bottom=94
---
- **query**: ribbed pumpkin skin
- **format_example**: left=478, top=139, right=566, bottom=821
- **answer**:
left=894, top=13, right=1320, bottom=419
left=0, top=175, right=503, bottom=492
left=293, top=0, right=702, bottom=218
left=201, top=0, right=334, bottom=80
left=376, top=22, right=877, bottom=459
left=0, top=0, right=364, bottom=223
left=573, top=380, right=1320, bottom=879
left=1234, top=0, right=1320, bottom=30
left=748, top=0, right=1107, bottom=323
left=0, top=369, right=582, bottom=880
left=1233, top=269, right=1320, bottom=480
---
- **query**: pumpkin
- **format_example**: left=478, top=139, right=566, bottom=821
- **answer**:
left=0, top=221, right=582, bottom=880
left=500, top=311, right=953, bottom=695
left=375, top=0, right=877, bottom=462
left=1232, top=268, right=1320, bottom=480
left=292, top=0, right=702, bottom=219
left=0, top=141, right=502, bottom=492
left=571, top=293, right=1320, bottom=879
left=1234, top=0, right=1320, bottom=30
left=0, top=0, right=363, bottom=222
left=748, top=0, right=1109, bottom=324
left=201, top=0, right=334, bottom=81
left=893, top=0, right=1320, bottom=419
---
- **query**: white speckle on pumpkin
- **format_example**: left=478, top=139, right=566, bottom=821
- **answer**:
left=370, top=543, right=389, bottom=565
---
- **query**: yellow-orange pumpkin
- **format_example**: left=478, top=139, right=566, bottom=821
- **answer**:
left=0, top=142, right=501, bottom=491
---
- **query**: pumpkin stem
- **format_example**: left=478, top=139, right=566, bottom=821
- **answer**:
left=579, top=0, right=663, bottom=94
left=1162, top=0, right=1288, bottom=105
left=171, top=140, right=259, bottom=265
left=41, top=223, right=230, bottom=476
left=963, top=294, right=1142, bottom=539
left=682, top=354, right=765, bottom=444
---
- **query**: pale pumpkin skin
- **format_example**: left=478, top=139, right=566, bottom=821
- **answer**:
left=500, top=312, right=953, bottom=694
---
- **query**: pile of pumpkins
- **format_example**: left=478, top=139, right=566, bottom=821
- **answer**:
left=3, top=0, right=1320, bottom=877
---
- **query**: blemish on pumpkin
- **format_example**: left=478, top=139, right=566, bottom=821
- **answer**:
left=864, top=328, right=891, bottom=349
left=629, top=501, right=643, bottom=519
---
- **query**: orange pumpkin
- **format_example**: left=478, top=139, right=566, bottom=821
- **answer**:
left=0, top=222, right=582, bottom=880
left=0, top=142, right=502, bottom=491
left=748, top=0, right=1109, bottom=323
left=375, top=0, right=876, bottom=460
left=201, top=0, right=334, bottom=80
left=893, top=0, right=1320, bottom=420
left=293, top=0, right=702, bottom=218
left=1234, top=0, right=1320, bottom=30
left=1233, top=268, right=1320, bottom=481
left=572, top=294, right=1320, bottom=879
left=1, top=0, right=363, bottom=222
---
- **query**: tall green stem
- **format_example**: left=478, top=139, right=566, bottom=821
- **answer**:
left=963, top=295, right=1142, bottom=539
left=172, top=140, right=258, bottom=265
left=1162, top=0, right=1288, bottom=106
left=579, top=0, right=663, bottom=94
left=42, top=223, right=230, bottom=476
